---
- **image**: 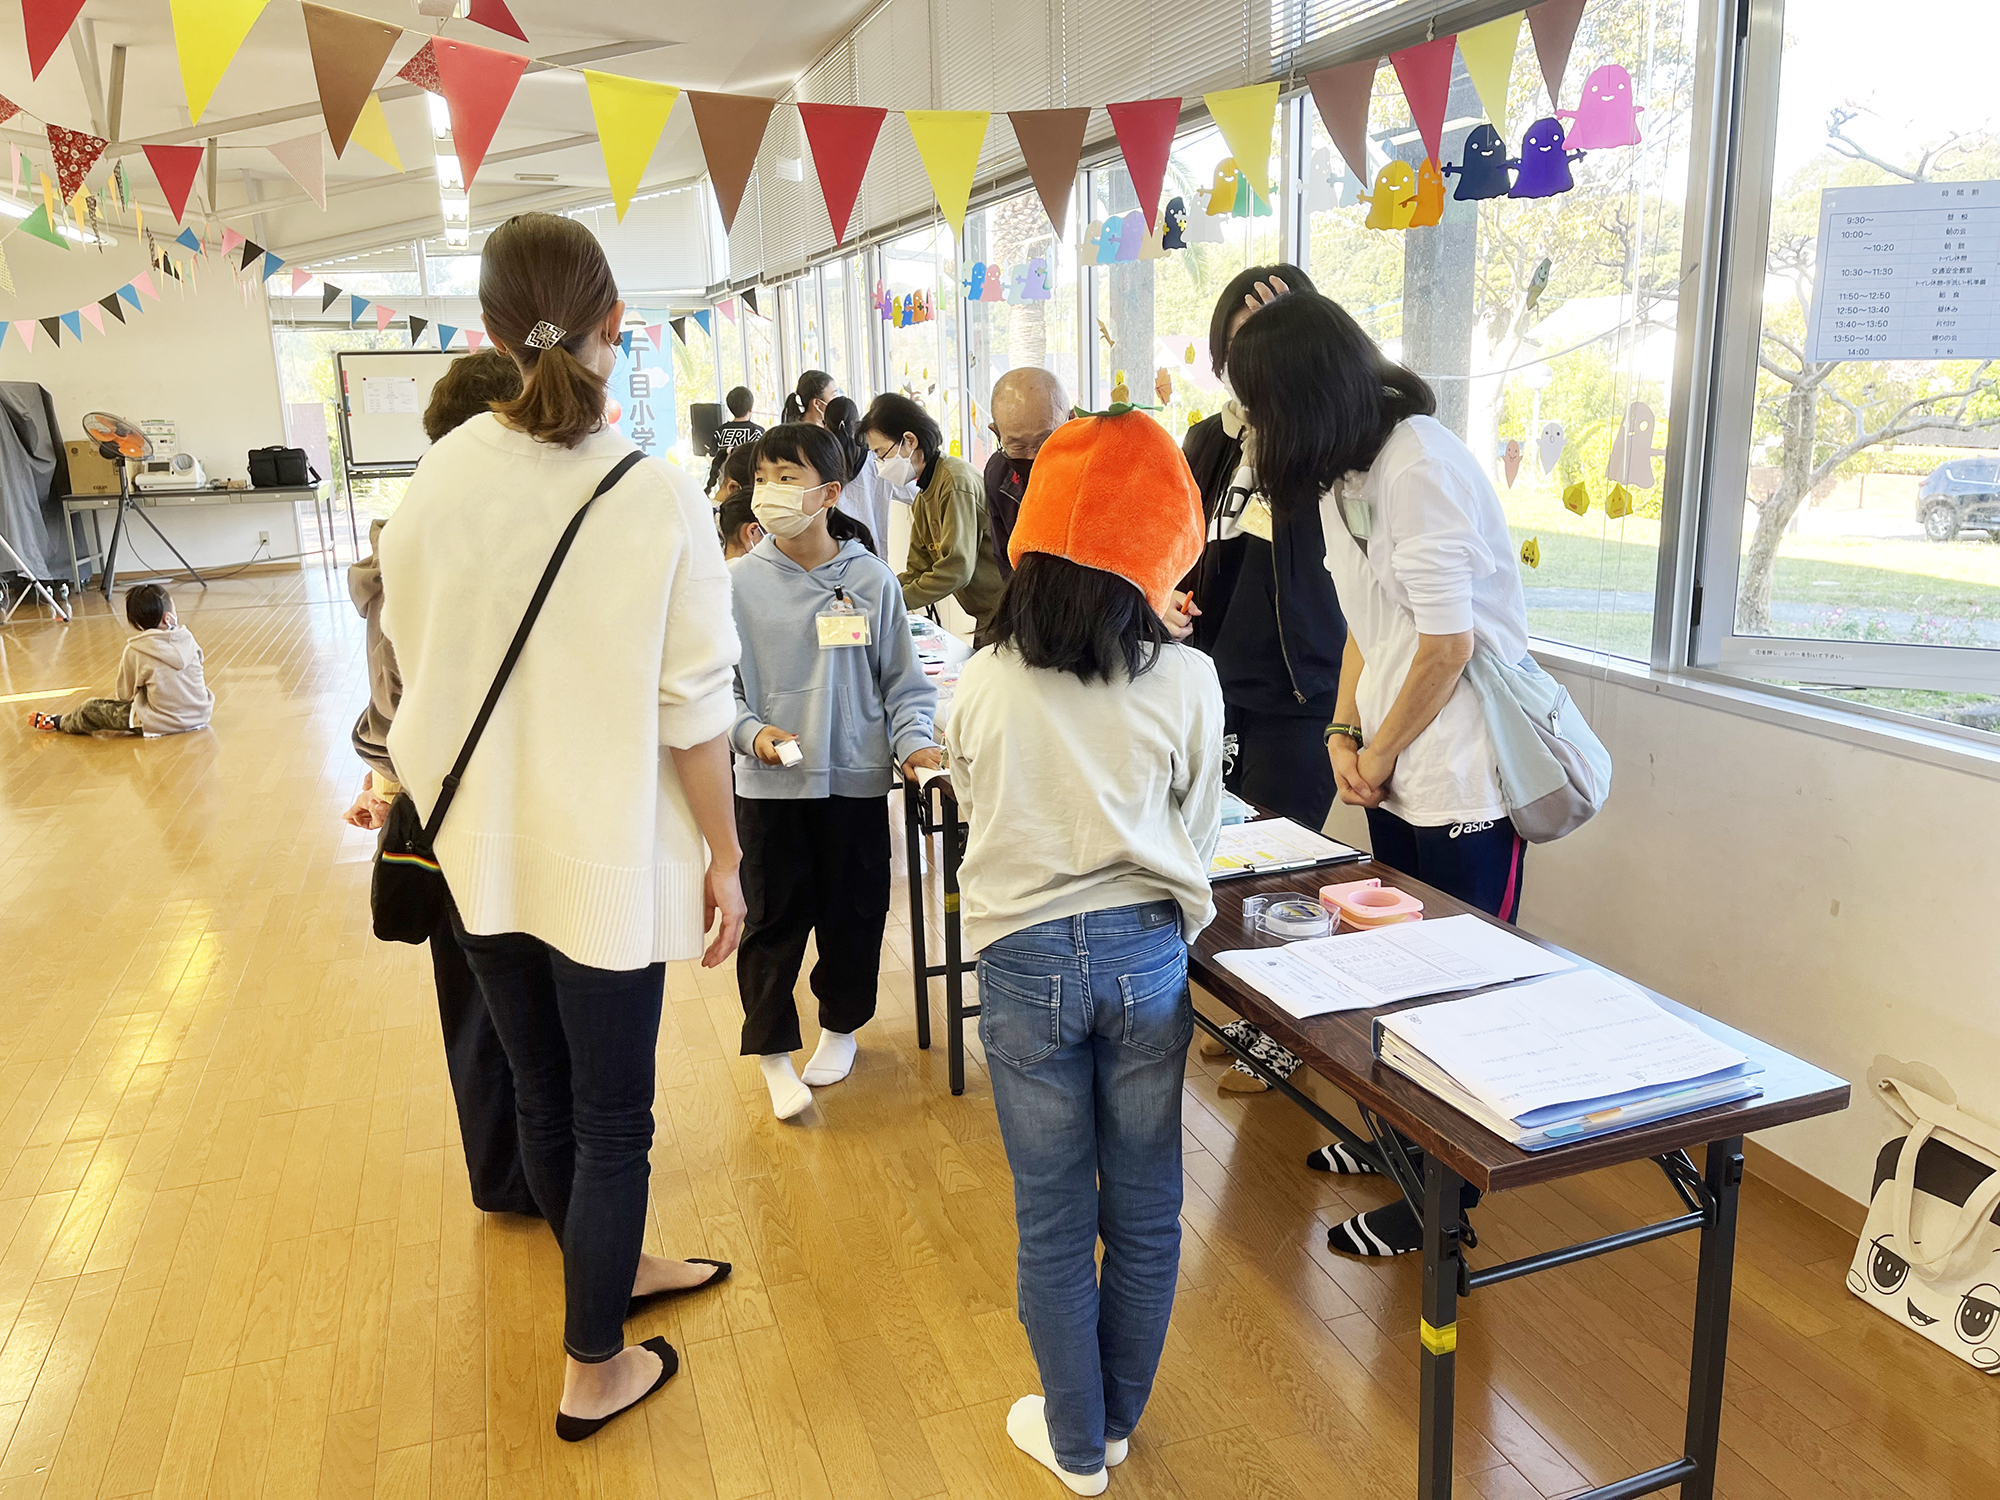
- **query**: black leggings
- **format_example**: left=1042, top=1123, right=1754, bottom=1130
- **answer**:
left=1363, top=808, right=1525, bottom=922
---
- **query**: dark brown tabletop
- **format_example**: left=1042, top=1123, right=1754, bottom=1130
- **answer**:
left=1192, top=857, right=1849, bottom=1194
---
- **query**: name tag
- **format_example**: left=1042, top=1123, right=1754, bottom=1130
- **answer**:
left=1240, top=496, right=1275, bottom=542
left=817, top=610, right=870, bottom=648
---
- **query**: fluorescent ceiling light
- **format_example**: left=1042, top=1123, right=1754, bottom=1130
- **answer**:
left=427, top=93, right=452, bottom=141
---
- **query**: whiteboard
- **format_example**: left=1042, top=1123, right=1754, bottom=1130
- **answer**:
left=337, top=350, right=471, bottom=471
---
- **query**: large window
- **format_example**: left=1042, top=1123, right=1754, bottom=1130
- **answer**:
left=880, top=223, right=964, bottom=453
left=963, top=189, right=1082, bottom=465
left=822, top=258, right=852, bottom=394
left=717, top=308, right=747, bottom=403
left=744, top=304, right=780, bottom=424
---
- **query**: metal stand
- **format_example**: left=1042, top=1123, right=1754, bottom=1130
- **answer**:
left=904, top=776, right=978, bottom=1094
left=0, top=529, right=70, bottom=623
left=101, top=457, right=206, bottom=597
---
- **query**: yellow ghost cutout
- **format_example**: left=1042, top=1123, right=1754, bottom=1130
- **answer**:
left=1111, top=369, right=1131, bottom=404
left=1410, top=158, right=1446, bottom=227
left=1184, top=342, right=1196, bottom=364
left=1562, top=482, right=1590, bottom=515
left=1204, top=157, right=1240, bottom=217
left=1604, top=484, right=1635, bottom=519
left=1188, top=408, right=1204, bottom=427
left=1360, top=161, right=1419, bottom=230
left=1520, top=537, right=1541, bottom=569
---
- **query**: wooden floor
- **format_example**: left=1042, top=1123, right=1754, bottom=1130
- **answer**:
left=0, top=567, right=1993, bottom=1500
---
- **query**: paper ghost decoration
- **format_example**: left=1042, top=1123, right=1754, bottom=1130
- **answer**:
left=1204, top=159, right=1239, bottom=217
left=1510, top=117, right=1586, bottom=199
left=1082, top=220, right=1108, bottom=266
left=890, top=294, right=905, bottom=326
left=1155, top=368, right=1174, bottom=404
left=1361, top=161, right=1420, bottom=229
left=1231, top=174, right=1272, bottom=217
left=1537, top=420, right=1566, bottom=473
left=1162, top=197, right=1189, bottom=250
left=1410, top=158, right=1446, bottom=227
left=1524, top=256, right=1552, bottom=311
left=982, top=265, right=1004, bottom=302
left=1562, top=482, right=1590, bottom=515
left=1446, top=125, right=1512, bottom=201
left=1303, top=146, right=1343, bottom=215
left=1560, top=65, right=1645, bottom=149
left=1140, top=218, right=1168, bottom=260
left=1117, top=213, right=1146, bottom=262
left=1502, top=440, right=1522, bottom=487
left=1182, top=197, right=1226, bottom=243
left=1520, top=537, right=1541, bottom=569
left=1604, top=484, right=1635, bottom=520
left=964, top=264, right=986, bottom=301
left=1020, top=257, right=1052, bottom=301
left=1606, top=400, right=1667, bottom=486
left=1111, top=370, right=1131, bottom=404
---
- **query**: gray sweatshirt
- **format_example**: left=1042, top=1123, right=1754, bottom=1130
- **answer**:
left=730, top=536, right=937, bottom=799
left=347, top=519, right=401, bottom=781
left=116, top=624, right=213, bottom=735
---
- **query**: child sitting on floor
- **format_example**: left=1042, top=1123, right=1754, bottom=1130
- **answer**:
left=32, top=583, right=213, bottom=736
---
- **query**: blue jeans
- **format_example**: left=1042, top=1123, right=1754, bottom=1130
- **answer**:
left=450, top=922, right=663, bottom=1363
left=979, top=900, right=1191, bottom=1475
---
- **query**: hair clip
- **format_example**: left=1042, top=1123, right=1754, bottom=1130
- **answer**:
left=524, top=320, right=568, bottom=350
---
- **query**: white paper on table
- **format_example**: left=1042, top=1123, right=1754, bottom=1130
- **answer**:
left=1379, top=970, right=1750, bottom=1121
left=1214, top=945, right=1379, bottom=1018
left=1283, top=914, right=1571, bottom=1006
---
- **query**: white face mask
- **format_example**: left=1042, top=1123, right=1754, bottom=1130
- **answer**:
left=752, top=480, right=831, bottom=540
left=874, top=451, right=916, bottom=488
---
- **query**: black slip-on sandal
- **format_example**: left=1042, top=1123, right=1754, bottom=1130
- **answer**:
left=555, top=1336, right=678, bottom=1443
left=627, top=1257, right=732, bottom=1319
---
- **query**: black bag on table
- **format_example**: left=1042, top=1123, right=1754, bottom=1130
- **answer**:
left=247, top=446, right=321, bottom=487
left=371, top=450, right=645, bottom=943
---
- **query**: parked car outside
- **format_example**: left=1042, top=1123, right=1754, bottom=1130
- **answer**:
left=1918, top=457, right=2000, bottom=542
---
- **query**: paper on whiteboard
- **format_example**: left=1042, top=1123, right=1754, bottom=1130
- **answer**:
left=361, top=376, right=421, bottom=415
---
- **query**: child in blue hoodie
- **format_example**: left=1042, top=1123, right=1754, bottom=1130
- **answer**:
left=731, top=423, right=941, bottom=1119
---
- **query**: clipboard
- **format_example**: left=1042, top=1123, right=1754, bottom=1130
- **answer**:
left=1208, top=816, right=1367, bottom=882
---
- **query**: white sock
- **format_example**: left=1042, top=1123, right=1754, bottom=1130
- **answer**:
left=758, top=1055, right=813, bottom=1120
left=800, top=1029, right=857, bottom=1086
left=1106, top=1437, right=1129, bottom=1466
left=1006, top=1396, right=1107, bottom=1496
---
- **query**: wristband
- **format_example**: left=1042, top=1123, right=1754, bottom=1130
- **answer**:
left=1324, top=723, right=1364, bottom=749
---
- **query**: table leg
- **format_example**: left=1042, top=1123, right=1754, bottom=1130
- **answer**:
left=943, top=812, right=966, bottom=1097
left=905, top=782, right=930, bottom=1051
left=1680, top=1136, right=1744, bottom=1500
left=1418, top=1155, right=1464, bottom=1499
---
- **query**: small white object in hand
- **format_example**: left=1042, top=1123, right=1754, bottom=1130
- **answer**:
left=775, top=739, right=804, bottom=767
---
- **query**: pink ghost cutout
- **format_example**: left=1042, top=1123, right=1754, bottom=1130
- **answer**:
left=1503, top=440, right=1522, bottom=487
left=982, top=264, right=1005, bottom=302
left=1559, top=64, right=1645, bottom=149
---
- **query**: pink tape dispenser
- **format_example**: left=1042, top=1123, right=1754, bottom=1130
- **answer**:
left=1319, top=878, right=1424, bottom=930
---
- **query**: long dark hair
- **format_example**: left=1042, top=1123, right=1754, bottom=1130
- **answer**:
left=756, top=422, right=876, bottom=553
left=822, top=395, right=868, bottom=480
left=861, top=392, right=941, bottom=465
left=985, top=553, right=1168, bottom=684
left=782, top=369, right=836, bottom=423
left=1209, top=262, right=1315, bottom=378
left=479, top=212, right=618, bottom=448
left=1227, top=291, right=1436, bottom=520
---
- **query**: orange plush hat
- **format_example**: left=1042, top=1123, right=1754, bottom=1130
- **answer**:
left=1007, top=408, right=1204, bottom=613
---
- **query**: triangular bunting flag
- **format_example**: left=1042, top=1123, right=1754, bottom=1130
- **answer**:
left=645, top=324, right=663, bottom=349
left=81, top=303, right=103, bottom=335
left=222, top=226, right=246, bottom=255
left=1389, top=35, right=1458, bottom=166
left=169, top=0, right=273, bottom=124
left=1307, top=58, right=1381, bottom=181
left=0, top=324, right=7, bottom=353
left=583, top=72, right=680, bottom=221
left=144, top=144, right=206, bottom=221
left=686, top=92, right=777, bottom=234
left=24, top=0, right=89, bottom=80
left=374, top=304, right=394, bottom=332
left=1204, top=84, right=1280, bottom=204
left=397, top=39, right=442, bottom=95
left=467, top=0, right=527, bottom=43
left=238, top=237, right=263, bottom=270
left=1007, top=108, right=1089, bottom=237
left=40, top=172, right=55, bottom=222
left=174, top=225, right=203, bottom=253
left=0, top=95, right=17, bottom=126
left=302, top=3, right=402, bottom=158
left=718, top=297, right=736, bottom=324
left=905, top=109, right=989, bottom=235
left=438, top=323, right=458, bottom=348
left=349, top=93, right=403, bottom=170
left=60, top=310, right=82, bottom=339
left=321, top=282, right=343, bottom=312
left=797, top=103, right=887, bottom=244
left=409, top=314, right=428, bottom=343
left=290, top=267, right=313, bottom=293
left=270, top=134, right=327, bottom=209
left=1458, top=13, right=1524, bottom=125
left=434, top=38, right=531, bottom=190
left=692, top=309, right=711, bottom=336
left=743, top=288, right=761, bottom=318
left=262, top=251, right=284, bottom=279
left=1104, top=98, right=1181, bottom=230
left=14, top=321, right=34, bottom=353
left=0, top=245, right=10, bottom=296
left=1526, top=0, right=1587, bottom=105
left=466, top=329, right=485, bottom=350
left=619, top=329, right=634, bottom=356
left=349, top=295, right=371, bottom=326
left=99, top=293, right=125, bottom=323
left=118, top=283, right=143, bottom=309
left=40, top=316, right=63, bottom=346
left=45, top=124, right=109, bottom=201
left=17, top=204, right=68, bottom=249
left=669, top=317, right=687, bottom=344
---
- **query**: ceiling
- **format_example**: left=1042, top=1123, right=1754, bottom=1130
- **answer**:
left=0, top=0, right=879, bottom=272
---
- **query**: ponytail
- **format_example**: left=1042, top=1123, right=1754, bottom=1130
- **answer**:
left=827, top=509, right=876, bottom=555
left=478, top=212, right=620, bottom=449
left=493, top=342, right=609, bottom=449
left=781, top=392, right=807, bottom=422
left=784, top=369, right=835, bottom=425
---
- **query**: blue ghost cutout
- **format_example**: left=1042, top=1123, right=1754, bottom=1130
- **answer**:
left=1445, top=124, right=1512, bottom=201
left=1510, top=116, right=1585, bottom=199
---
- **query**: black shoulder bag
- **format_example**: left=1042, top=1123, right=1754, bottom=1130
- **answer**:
left=371, top=450, right=647, bottom=943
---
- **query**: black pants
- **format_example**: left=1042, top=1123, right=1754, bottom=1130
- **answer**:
left=429, top=911, right=537, bottom=1216
left=451, top=921, right=665, bottom=1363
left=735, top=794, right=890, bottom=1056
left=1225, top=706, right=1337, bottom=831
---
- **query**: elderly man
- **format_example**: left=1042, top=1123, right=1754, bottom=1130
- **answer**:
left=982, top=367, right=1070, bottom=581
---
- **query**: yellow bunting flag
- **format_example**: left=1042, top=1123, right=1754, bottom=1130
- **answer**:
left=349, top=93, right=402, bottom=172
left=1604, top=483, right=1635, bottom=519
left=1203, top=82, right=1280, bottom=204
left=584, top=72, right=681, bottom=221
left=1458, top=13, right=1525, bottom=126
left=1520, top=537, right=1541, bottom=568
left=170, top=0, right=272, bottom=124
left=1562, top=482, right=1590, bottom=515
left=904, top=110, right=990, bottom=235
left=41, top=172, right=56, bottom=222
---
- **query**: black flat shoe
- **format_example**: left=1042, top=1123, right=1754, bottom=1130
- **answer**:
left=627, top=1257, right=732, bottom=1319
left=555, top=1336, right=678, bottom=1443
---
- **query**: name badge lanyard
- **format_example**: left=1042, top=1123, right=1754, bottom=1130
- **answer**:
left=817, top=587, right=871, bottom=648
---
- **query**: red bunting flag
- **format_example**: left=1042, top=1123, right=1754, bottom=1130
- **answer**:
left=24, top=0, right=89, bottom=79
left=797, top=103, right=887, bottom=244
left=467, top=0, right=527, bottom=43
left=396, top=39, right=443, bottom=96
left=1527, top=0, right=1588, bottom=106
left=687, top=92, right=777, bottom=235
left=1306, top=58, right=1381, bottom=182
left=143, top=143, right=207, bottom=222
left=1389, top=35, right=1458, bottom=166
left=1105, top=97, right=1182, bottom=231
left=1008, top=108, right=1091, bottom=237
left=433, top=37, right=531, bottom=190
left=0, top=94, right=20, bottom=126
left=45, top=124, right=108, bottom=201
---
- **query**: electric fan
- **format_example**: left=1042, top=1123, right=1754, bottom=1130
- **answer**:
left=79, top=411, right=205, bottom=597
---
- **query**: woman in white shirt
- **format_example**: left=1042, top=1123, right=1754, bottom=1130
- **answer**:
left=380, top=212, right=743, bottom=1440
left=1228, top=289, right=1532, bottom=1258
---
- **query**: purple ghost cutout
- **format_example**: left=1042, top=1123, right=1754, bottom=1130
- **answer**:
left=1117, top=213, right=1145, bottom=262
left=1510, top=116, right=1586, bottom=199
left=1559, top=65, right=1645, bottom=149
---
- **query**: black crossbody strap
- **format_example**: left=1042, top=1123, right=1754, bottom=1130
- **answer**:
left=424, top=448, right=647, bottom=841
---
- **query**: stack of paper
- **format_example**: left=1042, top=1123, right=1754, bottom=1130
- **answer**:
left=1372, top=971, right=1764, bottom=1151
left=1208, top=817, right=1364, bottom=880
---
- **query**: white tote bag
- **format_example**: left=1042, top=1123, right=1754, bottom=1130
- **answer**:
left=1846, top=1077, right=2000, bottom=1373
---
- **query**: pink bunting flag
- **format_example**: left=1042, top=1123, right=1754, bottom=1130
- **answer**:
left=1389, top=35, right=1458, bottom=166
left=135, top=271, right=160, bottom=300
left=374, top=304, right=395, bottom=332
left=290, top=268, right=312, bottom=293
left=719, top=297, right=737, bottom=324
left=14, top=321, right=34, bottom=352
left=466, top=329, right=485, bottom=350
left=269, top=134, right=328, bottom=209
left=221, top=226, right=246, bottom=254
left=645, top=324, right=664, bottom=350
left=81, top=302, right=103, bottom=334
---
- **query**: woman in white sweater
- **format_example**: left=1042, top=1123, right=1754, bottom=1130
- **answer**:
left=379, top=213, right=743, bottom=1441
